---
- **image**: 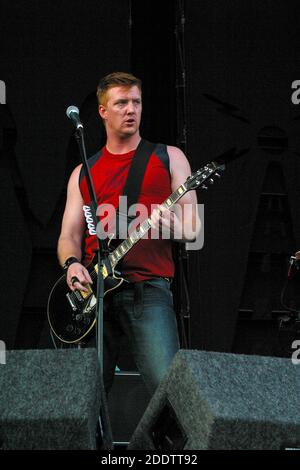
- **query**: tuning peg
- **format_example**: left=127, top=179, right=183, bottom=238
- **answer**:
left=201, top=185, right=208, bottom=190
left=209, top=178, right=214, bottom=184
left=215, top=172, right=221, bottom=178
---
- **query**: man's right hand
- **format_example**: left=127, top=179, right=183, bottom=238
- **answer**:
left=66, top=262, right=93, bottom=292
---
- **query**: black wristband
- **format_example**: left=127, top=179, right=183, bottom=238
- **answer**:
left=62, top=257, right=79, bottom=273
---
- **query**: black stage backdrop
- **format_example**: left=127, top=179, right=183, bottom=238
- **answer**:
left=1, top=0, right=300, bottom=355
left=185, top=0, right=300, bottom=351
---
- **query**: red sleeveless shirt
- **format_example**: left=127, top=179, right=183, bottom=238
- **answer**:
left=79, top=143, right=174, bottom=282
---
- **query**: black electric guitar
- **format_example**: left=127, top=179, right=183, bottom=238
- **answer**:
left=47, top=159, right=224, bottom=344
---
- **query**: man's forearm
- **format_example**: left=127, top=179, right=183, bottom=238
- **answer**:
left=57, top=236, right=82, bottom=267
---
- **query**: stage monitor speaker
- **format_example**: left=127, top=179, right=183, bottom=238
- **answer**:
left=128, top=349, right=300, bottom=450
left=0, top=349, right=101, bottom=449
left=108, top=371, right=150, bottom=446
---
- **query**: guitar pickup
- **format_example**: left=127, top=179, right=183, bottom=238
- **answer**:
left=66, top=293, right=77, bottom=311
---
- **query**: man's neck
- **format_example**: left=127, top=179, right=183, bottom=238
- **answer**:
left=105, top=133, right=141, bottom=154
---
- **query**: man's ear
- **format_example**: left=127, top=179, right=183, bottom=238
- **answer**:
left=98, top=104, right=106, bottom=120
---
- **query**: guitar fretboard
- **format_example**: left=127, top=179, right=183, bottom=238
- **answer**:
left=108, top=183, right=187, bottom=268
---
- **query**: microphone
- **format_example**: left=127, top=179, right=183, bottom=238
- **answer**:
left=66, top=105, right=83, bottom=130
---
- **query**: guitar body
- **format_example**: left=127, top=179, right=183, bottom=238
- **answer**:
left=47, top=259, right=124, bottom=344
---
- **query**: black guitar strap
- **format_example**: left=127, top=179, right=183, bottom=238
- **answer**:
left=116, top=138, right=156, bottom=237
left=122, top=139, right=156, bottom=207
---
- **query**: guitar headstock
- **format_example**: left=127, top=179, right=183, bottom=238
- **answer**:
left=186, top=161, right=225, bottom=191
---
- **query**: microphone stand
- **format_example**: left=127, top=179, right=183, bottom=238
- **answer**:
left=74, top=125, right=113, bottom=450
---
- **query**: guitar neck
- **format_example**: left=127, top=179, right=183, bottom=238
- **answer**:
left=108, top=182, right=188, bottom=268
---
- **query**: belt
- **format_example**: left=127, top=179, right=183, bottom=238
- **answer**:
left=122, top=276, right=172, bottom=287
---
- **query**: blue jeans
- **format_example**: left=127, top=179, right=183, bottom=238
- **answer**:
left=103, top=277, right=180, bottom=395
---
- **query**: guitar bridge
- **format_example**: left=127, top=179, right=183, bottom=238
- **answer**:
left=74, top=291, right=84, bottom=303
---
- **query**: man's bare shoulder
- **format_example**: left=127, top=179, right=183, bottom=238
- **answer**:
left=166, top=145, right=191, bottom=176
left=66, top=164, right=84, bottom=195
left=167, top=145, right=186, bottom=161
left=68, top=164, right=83, bottom=184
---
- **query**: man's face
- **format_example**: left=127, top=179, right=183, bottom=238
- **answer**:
left=99, top=85, right=142, bottom=138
